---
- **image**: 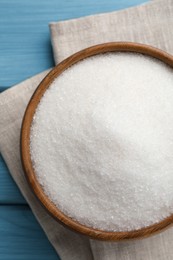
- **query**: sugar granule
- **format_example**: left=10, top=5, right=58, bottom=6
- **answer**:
left=30, top=53, right=173, bottom=232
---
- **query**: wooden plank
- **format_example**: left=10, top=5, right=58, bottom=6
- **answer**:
left=0, top=0, right=149, bottom=87
left=0, top=155, right=26, bottom=204
left=0, top=205, right=59, bottom=260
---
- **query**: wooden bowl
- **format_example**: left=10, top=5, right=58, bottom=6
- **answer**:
left=21, top=42, right=173, bottom=241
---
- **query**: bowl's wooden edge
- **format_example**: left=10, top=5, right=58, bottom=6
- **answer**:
left=21, top=42, right=173, bottom=241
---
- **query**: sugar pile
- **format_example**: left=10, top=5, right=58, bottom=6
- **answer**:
left=30, top=53, right=173, bottom=232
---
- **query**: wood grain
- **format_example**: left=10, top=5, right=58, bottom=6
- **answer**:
left=0, top=206, right=59, bottom=260
left=21, top=42, right=173, bottom=241
left=0, top=0, right=149, bottom=88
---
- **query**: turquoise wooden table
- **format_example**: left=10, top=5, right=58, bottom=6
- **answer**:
left=0, top=0, right=149, bottom=259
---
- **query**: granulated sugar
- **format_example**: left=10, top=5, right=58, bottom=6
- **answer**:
left=30, top=53, right=173, bottom=232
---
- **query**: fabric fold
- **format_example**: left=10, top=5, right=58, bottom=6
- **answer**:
left=49, top=0, right=173, bottom=65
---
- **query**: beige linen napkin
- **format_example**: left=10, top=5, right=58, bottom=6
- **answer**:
left=50, top=0, right=173, bottom=64
left=0, top=0, right=173, bottom=259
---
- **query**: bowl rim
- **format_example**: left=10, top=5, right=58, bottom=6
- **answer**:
left=21, top=42, right=173, bottom=241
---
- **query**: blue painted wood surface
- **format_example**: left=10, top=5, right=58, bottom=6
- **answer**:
left=0, top=0, right=149, bottom=88
left=0, top=0, right=149, bottom=259
left=0, top=206, right=59, bottom=259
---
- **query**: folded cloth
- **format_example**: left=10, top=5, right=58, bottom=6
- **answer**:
left=50, top=0, right=173, bottom=64
left=0, top=0, right=173, bottom=259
